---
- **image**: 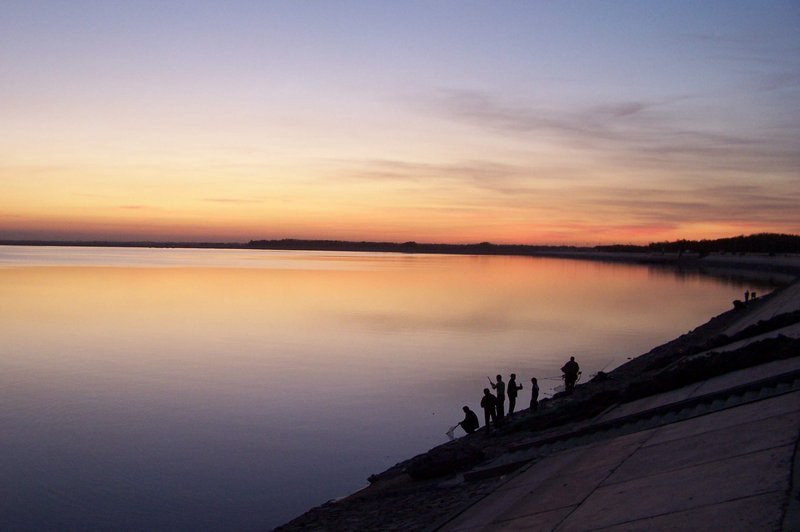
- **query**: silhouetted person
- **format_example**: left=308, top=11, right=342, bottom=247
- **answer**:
left=480, top=388, right=497, bottom=433
left=745, top=290, right=750, bottom=302
left=561, top=356, right=580, bottom=392
left=458, top=406, right=479, bottom=434
left=507, top=373, right=523, bottom=415
left=489, top=374, right=506, bottom=423
left=530, top=377, right=539, bottom=411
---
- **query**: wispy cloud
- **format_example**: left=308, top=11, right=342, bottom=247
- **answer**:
left=688, top=32, right=800, bottom=68
left=74, top=192, right=111, bottom=199
left=756, top=72, right=800, bottom=92
left=425, top=89, right=800, bottom=179
left=344, top=159, right=523, bottom=187
left=330, top=153, right=800, bottom=236
left=202, top=198, right=264, bottom=204
left=573, top=184, right=800, bottom=227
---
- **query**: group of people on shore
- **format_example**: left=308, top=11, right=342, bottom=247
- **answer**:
left=734, top=289, right=760, bottom=310
left=456, top=357, right=580, bottom=435
left=457, top=373, right=540, bottom=435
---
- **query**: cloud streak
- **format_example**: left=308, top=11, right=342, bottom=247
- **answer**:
left=202, top=198, right=264, bottom=204
left=331, top=155, right=800, bottom=237
left=688, top=32, right=800, bottom=68
left=425, top=89, right=800, bottom=179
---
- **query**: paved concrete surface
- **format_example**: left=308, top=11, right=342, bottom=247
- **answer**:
left=441, top=360, right=800, bottom=531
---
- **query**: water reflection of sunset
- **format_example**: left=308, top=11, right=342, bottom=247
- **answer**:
left=1, top=253, right=765, bottom=388
left=0, top=248, right=774, bottom=530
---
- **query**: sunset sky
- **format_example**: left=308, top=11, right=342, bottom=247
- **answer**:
left=1, top=1, right=798, bottom=245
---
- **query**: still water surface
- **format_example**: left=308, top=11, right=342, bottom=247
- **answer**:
left=0, top=246, right=774, bottom=530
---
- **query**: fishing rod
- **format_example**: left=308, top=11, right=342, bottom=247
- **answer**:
left=588, top=358, right=615, bottom=379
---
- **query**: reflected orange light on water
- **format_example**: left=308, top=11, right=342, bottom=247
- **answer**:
left=1, top=253, right=754, bottom=397
left=0, top=248, right=773, bottom=532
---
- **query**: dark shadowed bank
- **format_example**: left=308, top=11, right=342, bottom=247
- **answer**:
left=274, top=256, right=800, bottom=531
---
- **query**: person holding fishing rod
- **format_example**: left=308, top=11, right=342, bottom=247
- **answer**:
left=507, top=373, right=523, bottom=416
left=488, top=374, right=506, bottom=423
left=561, top=356, right=581, bottom=392
left=480, top=388, right=498, bottom=433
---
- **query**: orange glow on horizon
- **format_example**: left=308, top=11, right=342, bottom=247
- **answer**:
left=0, top=207, right=790, bottom=246
left=3, top=152, right=796, bottom=245
left=2, top=3, right=798, bottom=247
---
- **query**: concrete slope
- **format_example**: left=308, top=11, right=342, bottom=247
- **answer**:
left=439, top=360, right=800, bottom=531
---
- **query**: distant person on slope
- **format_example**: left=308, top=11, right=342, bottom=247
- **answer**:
left=480, top=388, right=497, bottom=433
left=488, top=374, right=506, bottom=423
left=561, top=356, right=580, bottom=392
left=507, top=373, right=523, bottom=416
left=530, top=377, right=540, bottom=411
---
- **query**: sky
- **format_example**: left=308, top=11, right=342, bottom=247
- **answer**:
left=1, top=1, right=798, bottom=245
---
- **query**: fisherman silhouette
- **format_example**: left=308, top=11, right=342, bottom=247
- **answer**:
left=480, top=388, right=497, bottom=433
left=530, top=377, right=540, bottom=411
left=458, top=406, right=479, bottom=434
left=507, top=373, right=523, bottom=416
left=561, top=356, right=580, bottom=392
left=488, top=374, right=506, bottom=423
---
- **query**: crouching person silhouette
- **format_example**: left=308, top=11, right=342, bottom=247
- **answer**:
left=458, top=406, right=479, bottom=434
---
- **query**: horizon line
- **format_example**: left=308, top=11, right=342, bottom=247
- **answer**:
left=1, top=232, right=798, bottom=250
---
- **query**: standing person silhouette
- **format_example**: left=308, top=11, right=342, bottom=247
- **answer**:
left=507, top=373, right=523, bottom=416
left=488, top=375, right=506, bottom=423
left=530, top=377, right=539, bottom=411
left=561, top=356, right=580, bottom=392
left=480, top=388, right=497, bottom=433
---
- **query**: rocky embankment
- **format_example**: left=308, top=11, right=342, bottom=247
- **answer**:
left=276, top=266, right=800, bottom=531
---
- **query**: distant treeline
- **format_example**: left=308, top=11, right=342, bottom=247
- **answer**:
left=0, top=240, right=243, bottom=249
left=4, top=232, right=798, bottom=255
left=246, top=239, right=586, bottom=255
left=596, top=233, right=800, bottom=254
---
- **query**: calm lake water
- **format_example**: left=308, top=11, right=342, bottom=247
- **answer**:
left=0, top=246, right=775, bottom=530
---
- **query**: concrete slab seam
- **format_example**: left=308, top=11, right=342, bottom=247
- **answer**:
left=582, top=489, right=787, bottom=531
left=641, top=404, right=800, bottom=448
left=429, top=459, right=541, bottom=531
left=779, top=420, right=800, bottom=530
left=600, top=441, right=799, bottom=489
left=493, top=503, right=579, bottom=525
left=551, top=429, right=661, bottom=531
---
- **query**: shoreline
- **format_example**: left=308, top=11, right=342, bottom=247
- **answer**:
left=3, top=241, right=799, bottom=282
left=276, top=258, right=800, bottom=530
